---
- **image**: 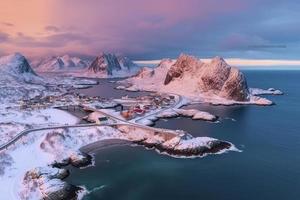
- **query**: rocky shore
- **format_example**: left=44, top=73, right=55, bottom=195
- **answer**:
left=21, top=152, right=93, bottom=200
left=118, top=54, right=283, bottom=106
left=22, top=167, right=81, bottom=200
left=20, top=124, right=237, bottom=199
left=136, top=137, right=232, bottom=157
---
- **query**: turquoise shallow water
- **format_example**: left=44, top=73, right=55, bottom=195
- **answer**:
left=66, top=70, right=300, bottom=200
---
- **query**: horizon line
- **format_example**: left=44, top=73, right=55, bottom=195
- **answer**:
left=134, top=58, right=300, bottom=67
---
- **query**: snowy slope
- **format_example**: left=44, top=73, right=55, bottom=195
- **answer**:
left=0, top=53, right=42, bottom=83
left=0, top=53, right=100, bottom=105
left=32, top=53, right=140, bottom=78
left=31, top=55, right=91, bottom=72
left=163, top=55, right=249, bottom=101
left=83, top=53, right=140, bottom=77
left=119, top=54, right=280, bottom=105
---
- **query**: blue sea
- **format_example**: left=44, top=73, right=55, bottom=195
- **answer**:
left=67, top=70, right=300, bottom=200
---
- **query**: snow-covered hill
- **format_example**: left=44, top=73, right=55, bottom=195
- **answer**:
left=0, top=53, right=99, bottom=104
left=83, top=53, right=140, bottom=77
left=164, top=55, right=249, bottom=101
left=31, top=55, right=91, bottom=72
left=0, top=53, right=42, bottom=83
left=119, top=54, right=281, bottom=105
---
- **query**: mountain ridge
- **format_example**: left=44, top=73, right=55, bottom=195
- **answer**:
left=120, top=54, right=253, bottom=102
left=31, top=55, right=91, bottom=72
left=0, top=53, right=41, bottom=83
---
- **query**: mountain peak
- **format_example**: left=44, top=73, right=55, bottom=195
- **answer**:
left=0, top=52, right=36, bottom=75
left=0, top=52, right=41, bottom=83
left=89, top=53, right=121, bottom=75
left=0, top=52, right=25, bottom=64
left=164, top=54, right=203, bottom=85
left=88, top=53, right=137, bottom=76
left=211, top=56, right=226, bottom=64
left=162, top=54, right=249, bottom=101
left=32, top=55, right=90, bottom=72
left=60, top=54, right=71, bottom=60
left=177, top=53, right=199, bottom=61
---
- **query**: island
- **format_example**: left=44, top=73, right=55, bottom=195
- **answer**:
left=0, top=53, right=282, bottom=199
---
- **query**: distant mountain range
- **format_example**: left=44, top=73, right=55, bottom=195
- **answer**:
left=31, top=55, right=91, bottom=72
left=31, top=53, right=140, bottom=78
left=0, top=52, right=278, bottom=105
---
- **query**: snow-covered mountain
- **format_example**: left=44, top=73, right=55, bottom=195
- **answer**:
left=30, top=53, right=139, bottom=78
left=32, top=55, right=91, bottom=72
left=164, top=55, right=249, bottom=101
left=86, top=53, right=139, bottom=77
left=119, top=54, right=276, bottom=105
left=0, top=53, right=41, bottom=83
left=0, top=53, right=45, bottom=103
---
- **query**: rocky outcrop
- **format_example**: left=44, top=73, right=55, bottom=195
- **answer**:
left=164, top=54, right=203, bottom=85
left=116, top=124, right=235, bottom=158
left=52, top=151, right=92, bottom=168
left=156, top=108, right=218, bottom=121
left=22, top=167, right=81, bottom=200
left=200, top=57, right=249, bottom=101
left=249, top=87, right=283, bottom=95
left=117, top=55, right=138, bottom=70
left=88, top=53, right=122, bottom=75
left=134, top=67, right=155, bottom=78
left=22, top=148, right=92, bottom=200
left=137, top=137, right=232, bottom=157
left=164, top=54, right=250, bottom=101
left=88, top=53, right=138, bottom=76
left=69, top=152, right=92, bottom=168
left=219, top=67, right=249, bottom=101
left=40, top=131, right=93, bottom=168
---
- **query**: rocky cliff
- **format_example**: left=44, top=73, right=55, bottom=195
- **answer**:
left=164, top=54, right=249, bottom=101
left=88, top=53, right=138, bottom=76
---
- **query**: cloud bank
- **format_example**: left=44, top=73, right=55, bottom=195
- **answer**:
left=0, top=0, right=299, bottom=60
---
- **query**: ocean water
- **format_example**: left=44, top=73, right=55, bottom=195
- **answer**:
left=75, top=78, right=151, bottom=99
left=65, top=70, right=300, bottom=200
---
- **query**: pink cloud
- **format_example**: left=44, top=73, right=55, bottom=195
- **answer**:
left=3, top=0, right=296, bottom=60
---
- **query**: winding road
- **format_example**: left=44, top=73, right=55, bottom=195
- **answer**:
left=0, top=93, right=185, bottom=152
left=0, top=123, right=100, bottom=151
left=83, top=93, right=185, bottom=133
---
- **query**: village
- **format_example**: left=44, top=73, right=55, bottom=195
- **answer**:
left=16, top=90, right=177, bottom=125
left=17, top=92, right=109, bottom=110
left=115, top=93, right=176, bottom=120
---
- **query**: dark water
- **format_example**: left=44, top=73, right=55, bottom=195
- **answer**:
left=66, top=70, right=300, bottom=200
left=75, top=78, right=150, bottom=99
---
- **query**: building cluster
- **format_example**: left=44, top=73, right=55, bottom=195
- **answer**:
left=120, top=94, right=175, bottom=120
left=18, top=92, right=107, bottom=110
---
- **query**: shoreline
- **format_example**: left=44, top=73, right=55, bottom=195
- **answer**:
left=80, top=139, right=133, bottom=154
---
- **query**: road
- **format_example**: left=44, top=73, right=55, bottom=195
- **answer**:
left=83, top=93, right=185, bottom=133
left=0, top=93, right=185, bottom=152
left=0, top=123, right=102, bottom=151
left=133, top=93, right=184, bottom=124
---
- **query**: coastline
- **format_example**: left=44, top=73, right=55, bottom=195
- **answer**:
left=80, top=139, right=133, bottom=154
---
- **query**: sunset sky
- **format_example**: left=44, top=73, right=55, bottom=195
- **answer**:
left=0, top=0, right=299, bottom=60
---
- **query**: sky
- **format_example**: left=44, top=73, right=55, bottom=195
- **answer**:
left=0, top=0, right=299, bottom=61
